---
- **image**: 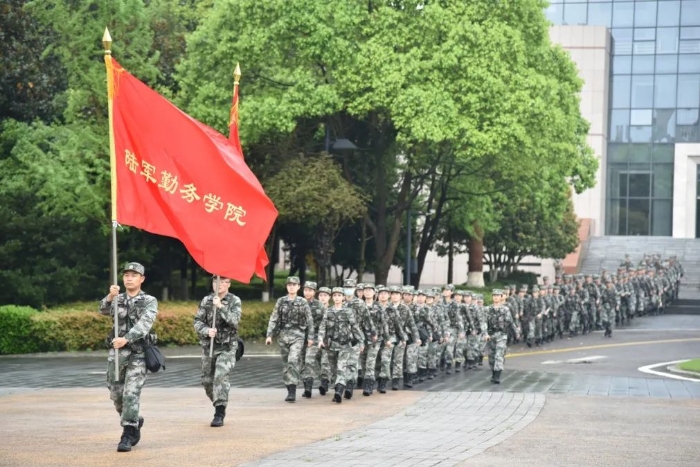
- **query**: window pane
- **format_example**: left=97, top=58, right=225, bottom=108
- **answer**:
left=656, top=54, right=678, bottom=73
left=657, top=28, right=680, bottom=53
left=606, top=198, right=627, bottom=235
left=610, top=109, right=631, bottom=142
left=564, top=3, right=587, bottom=24
left=652, top=200, right=673, bottom=235
left=681, top=1, right=700, bottom=26
left=681, top=27, right=700, bottom=39
left=632, top=75, right=654, bottom=108
left=634, top=28, right=656, bottom=41
left=679, top=54, right=700, bottom=72
left=545, top=4, right=564, bottom=24
left=653, top=109, right=677, bottom=142
left=608, top=163, right=628, bottom=198
left=655, top=75, right=677, bottom=107
left=612, top=75, right=632, bottom=108
left=633, top=55, right=655, bottom=73
left=630, top=126, right=653, bottom=142
left=677, top=74, right=700, bottom=107
left=635, top=2, right=658, bottom=27
left=652, top=144, right=675, bottom=163
left=613, top=2, right=634, bottom=27
left=653, top=165, right=674, bottom=198
left=634, top=41, right=656, bottom=55
left=614, top=56, right=632, bottom=74
left=588, top=2, right=612, bottom=27
left=631, top=109, right=653, bottom=125
left=608, top=144, right=629, bottom=163
left=677, top=108, right=700, bottom=141
left=613, top=28, right=634, bottom=54
left=628, top=146, right=652, bottom=163
left=628, top=199, right=651, bottom=235
left=658, top=1, right=681, bottom=27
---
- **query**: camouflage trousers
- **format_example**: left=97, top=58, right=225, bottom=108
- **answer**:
left=544, top=316, right=553, bottom=337
left=359, top=342, right=381, bottom=380
left=601, top=304, right=616, bottom=329
left=428, top=340, right=440, bottom=370
left=201, top=344, right=237, bottom=407
left=277, top=332, right=305, bottom=386
left=301, top=344, right=322, bottom=382
left=442, top=329, right=457, bottom=366
left=637, top=293, right=646, bottom=314
left=348, top=344, right=361, bottom=382
left=454, top=333, right=467, bottom=364
left=391, top=342, right=406, bottom=378
left=568, top=311, right=579, bottom=333
left=487, top=332, right=508, bottom=372
left=553, top=315, right=565, bottom=336
left=534, top=315, right=543, bottom=339
left=466, top=332, right=480, bottom=361
left=404, top=343, right=419, bottom=374
left=106, top=351, right=147, bottom=428
left=525, top=319, right=535, bottom=342
left=379, top=342, right=404, bottom=379
left=325, top=346, right=353, bottom=386
left=417, top=342, right=429, bottom=369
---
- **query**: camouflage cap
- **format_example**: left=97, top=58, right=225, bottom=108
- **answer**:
left=508, top=284, right=516, bottom=290
left=389, top=286, right=402, bottom=293
left=356, top=283, right=365, bottom=290
left=425, top=290, right=436, bottom=297
left=343, top=278, right=357, bottom=288
left=592, top=274, right=600, bottom=279
left=463, top=291, right=473, bottom=297
left=402, top=286, right=414, bottom=293
left=552, top=285, right=560, bottom=291
left=331, top=287, right=345, bottom=294
left=475, top=294, right=484, bottom=300
left=563, top=274, right=572, bottom=279
left=543, top=276, right=549, bottom=281
left=286, top=276, right=300, bottom=285
left=519, top=285, right=528, bottom=292
left=122, top=262, right=145, bottom=275
left=377, top=285, right=389, bottom=293
left=531, top=286, right=540, bottom=293
left=453, top=290, right=464, bottom=296
left=303, top=281, right=317, bottom=290
left=605, top=277, right=613, bottom=283
left=491, top=288, right=505, bottom=296
left=416, top=289, right=426, bottom=296
left=443, top=284, right=455, bottom=291
left=318, top=286, right=332, bottom=295
left=363, top=283, right=376, bottom=290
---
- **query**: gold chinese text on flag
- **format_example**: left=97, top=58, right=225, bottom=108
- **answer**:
left=109, top=58, right=277, bottom=282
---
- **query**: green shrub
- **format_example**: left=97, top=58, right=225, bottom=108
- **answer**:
left=0, top=305, right=42, bottom=354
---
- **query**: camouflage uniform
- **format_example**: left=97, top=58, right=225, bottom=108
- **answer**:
left=452, top=291, right=468, bottom=371
left=318, top=289, right=365, bottom=403
left=194, top=290, right=242, bottom=411
left=442, top=286, right=464, bottom=374
left=361, top=295, right=387, bottom=395
left=413, top=290, right=437, bottom=382
left=466, top=295, right=486, bottom=368
left=391, top=288, right=419, bottom=389
left=565, top=286, right=582, bottom=336
left=344, top=279, right=377, bottom=391
left=266, top=277, right=314, bottom=400
left=300, top=282, right=327, bottom=396
left=485, top=289, right=518, bottom=384
left=601, top=279, right=618, bottom=337
left=99, top=262, right=158, bottom=451
left=377, top=292, right=407, bottom=393
left=427, top=293, right=445, bottom=378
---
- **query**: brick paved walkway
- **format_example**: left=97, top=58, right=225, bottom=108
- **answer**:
left=241, top=392, right=545, bottom=467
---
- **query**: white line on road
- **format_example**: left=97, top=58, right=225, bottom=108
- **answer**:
left=542, top=356, right=607, bottom=365
left=637, top=360, right=700, bottom=382
left=166, top=354, right=280, bottom=359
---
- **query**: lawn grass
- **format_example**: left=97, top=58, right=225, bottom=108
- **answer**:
left=678, top=359, right=700, bottom=373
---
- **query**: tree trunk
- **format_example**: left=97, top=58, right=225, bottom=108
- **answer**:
left=189, top=258, right=197, bottom=299
left=315, top=225, right=334, bottom=286
left=358, top=218, right=366, bottom=282
left=467, top=224, right=484, bottom=287
left=265, top=232, right=279, bottom=301
left=447, top=226, right=454, bottom=283
left=180, top=254, right=188, bottom=301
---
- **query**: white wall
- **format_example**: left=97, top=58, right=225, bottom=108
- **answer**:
left=672, top=143, right=700, bottom=238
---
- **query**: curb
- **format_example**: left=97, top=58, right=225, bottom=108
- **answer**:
left=666, top=364, right=700, bottom=380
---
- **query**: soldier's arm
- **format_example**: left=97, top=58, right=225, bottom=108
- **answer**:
left=124, top=296, right=158, bottom=343
left=407, top=309, right=419, bottom=341
left=99, top=295, right=115, bottom=316
left=365, top=306, right=378, bottom=338
left=317, top=314, right=328, bottom=343
left=193, top=296, right=212, bottom=338
left=506, top=310, right=518, bottom=335
left=456, top=310, right=465, bottom=333
left=350, top=314, right=364, bottom=345
left=304, top=303, right=314, bottom=338
left=266, top=300, right=281, bottom=338
left=219, top=295, right=242, bottom=328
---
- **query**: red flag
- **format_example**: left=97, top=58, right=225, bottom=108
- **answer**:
left=108, top=57, right=278, bottom=282
left=228, top=67, right=270, bottom=281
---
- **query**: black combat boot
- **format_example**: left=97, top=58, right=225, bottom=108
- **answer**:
left=378, top=377, right=387, bottom=394
left=285, top=384, right=296, bottom=403
left=478, top=356, right=484, bottom=366
left=117, top=425, right=136, bottom=452
left=319, top=378, right=329, bottom=396
left=333, top=384, right=345, bottom=403
left=404, top=373, right=415, bottom=389
left=427, top=368, right=435, bottom=380
left=302, top=378, right=313, bottom=398
left=357, top=375, right=364, bottom=388
left=131, top=417, right=144, bottom=446
left=445, top=363, right=452, bottom=375
left=417, top=369, right=425, bottom=383
left=211, top=405, right=225, bottom=427
left=491, top=370, right=501, bottom=384
left=391, top=378, right=400, bottom=390
left=454, top=362, right=461, bottom=373
left=344, top=380, right=355, bottom=399
left=363, top=378, right=373, bottom=396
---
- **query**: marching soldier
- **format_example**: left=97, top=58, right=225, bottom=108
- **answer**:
left=343, top=278, right=376, bottom=398
left=300, top=282, right=325, bottom=398
left=376, top=286, right=406, bottom=393
left=484, top=289, right=519, bottom=384
left=99, top=262, right=158, bottom=452
left=361, top=283, right=386, bottom=395
left=265, top=276, right=314, bottom=403
left=193, top=276, right=242, bottom=427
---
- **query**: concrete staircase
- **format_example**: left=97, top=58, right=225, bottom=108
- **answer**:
left=579, top=237, right=700, bottom=290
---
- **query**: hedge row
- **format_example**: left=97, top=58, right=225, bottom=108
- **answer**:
left=0, top=301, right=273, bottom=355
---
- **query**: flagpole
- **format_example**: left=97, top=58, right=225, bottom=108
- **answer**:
left=103, top=27, right=120, bottom=381
left=210, top=275, right=220, bottom=357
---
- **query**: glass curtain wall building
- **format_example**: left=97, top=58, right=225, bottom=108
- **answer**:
left=546, top=0, right=700, bottom=236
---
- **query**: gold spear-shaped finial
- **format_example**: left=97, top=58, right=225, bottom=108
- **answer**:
left=234, top=62, right=241, bottom=85
left=103, top=27, right=112, bottom=54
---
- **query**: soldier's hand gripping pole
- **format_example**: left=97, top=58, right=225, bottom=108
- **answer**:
left=210, top=275, right=220, bottom=357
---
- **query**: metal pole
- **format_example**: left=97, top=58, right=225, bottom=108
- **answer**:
left=111, top=220, right=119, bottom=380
left=210, top=275, right=220, bottom=357
left=405, top=209, right=411, bottom=284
